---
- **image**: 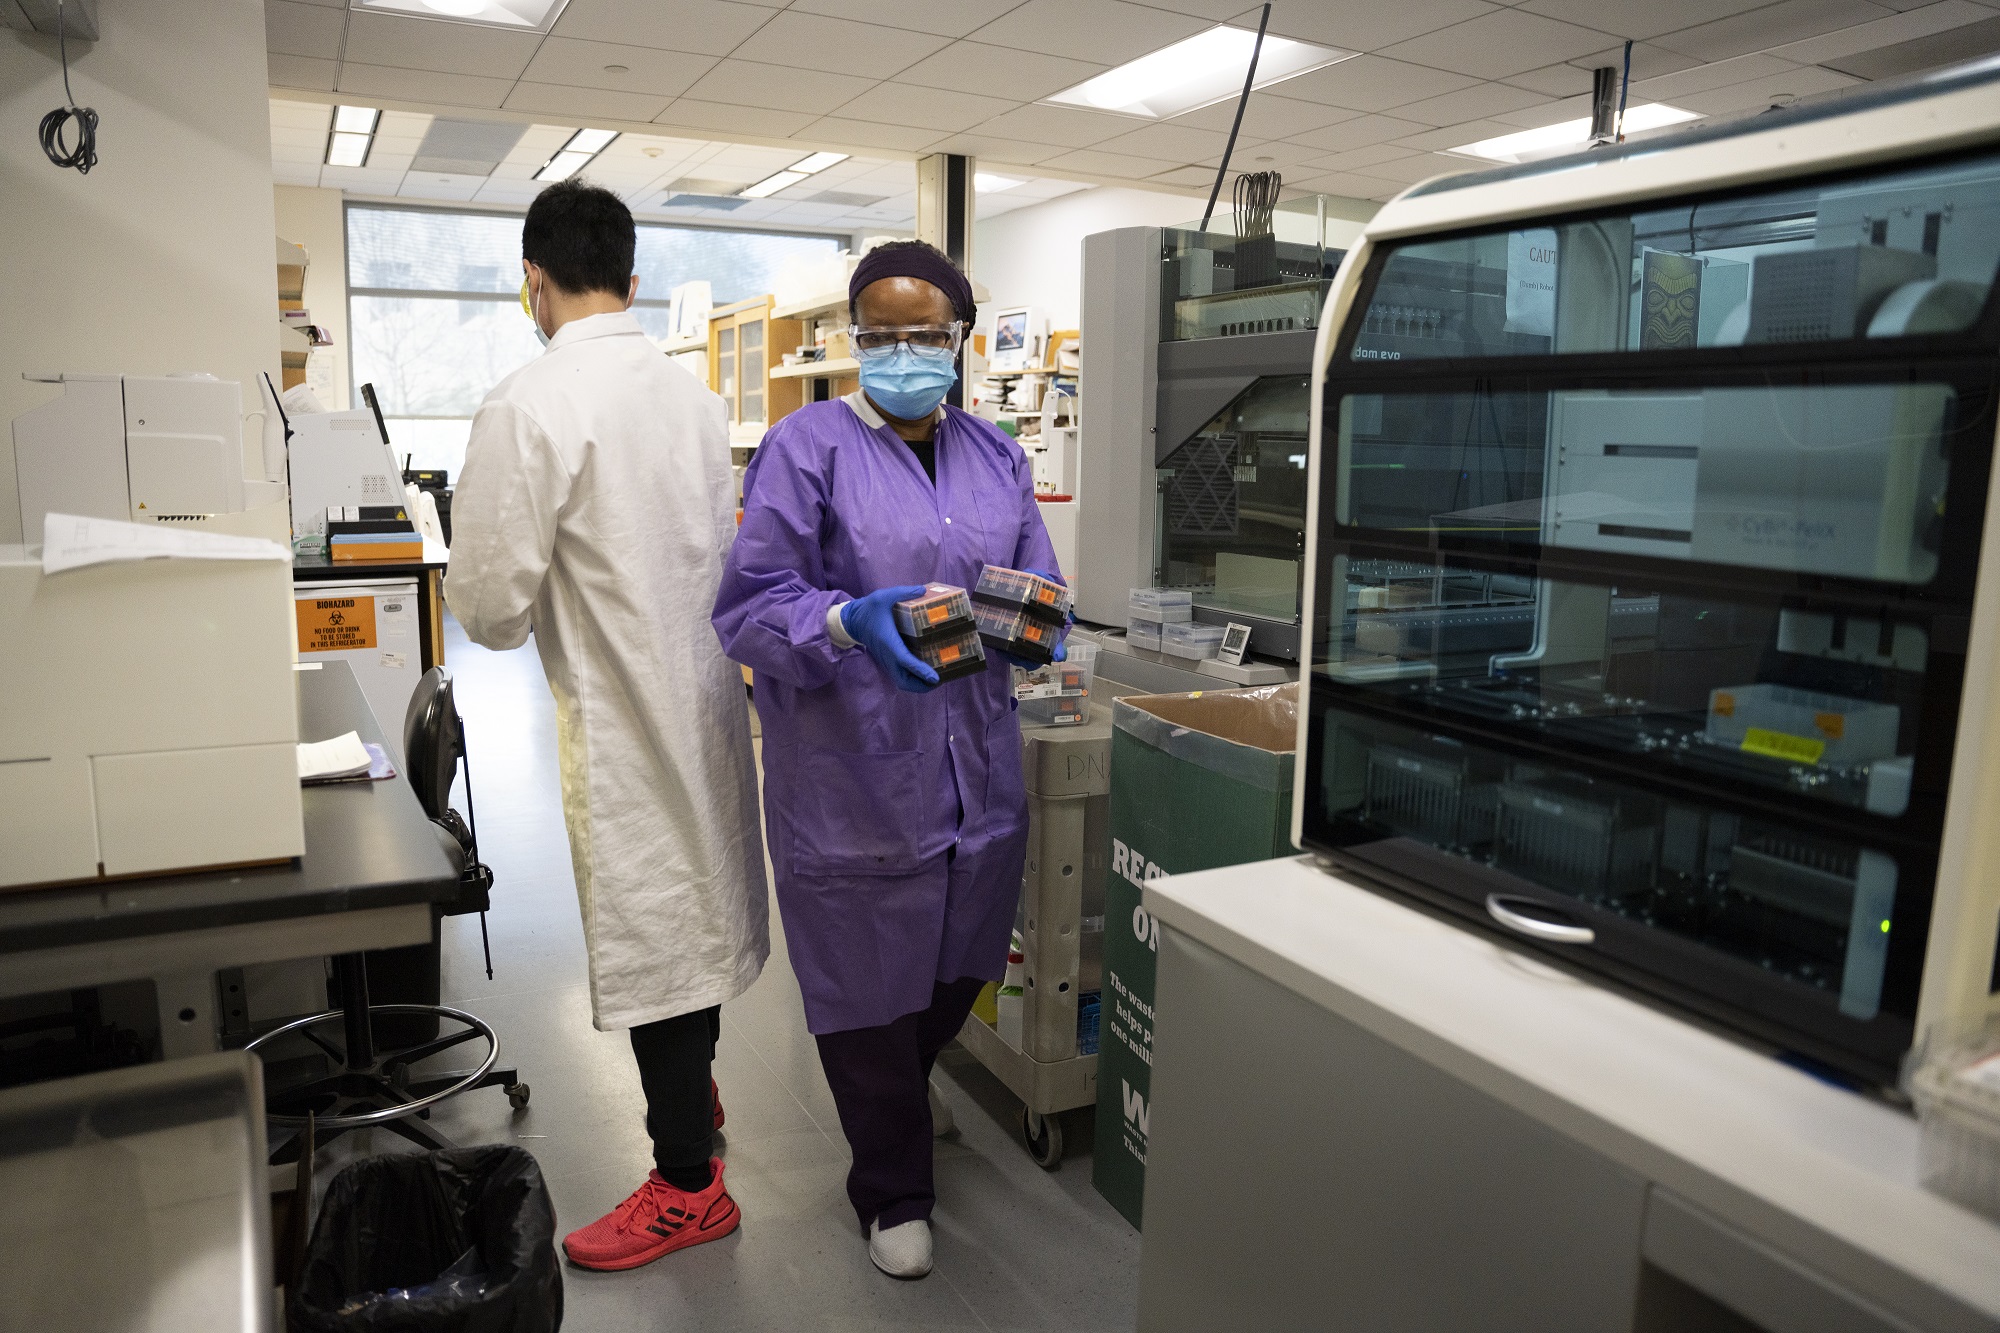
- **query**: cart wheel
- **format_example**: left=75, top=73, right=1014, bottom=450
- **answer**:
left=1020, top=1108, right=1063, bottom=1170
left=507, top=1082, right=531, bottom=1111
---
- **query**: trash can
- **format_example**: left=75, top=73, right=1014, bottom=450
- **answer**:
left=291, top=1146, right=563, bottom=1332
left=1093, top=685, right=1297, bottom=1230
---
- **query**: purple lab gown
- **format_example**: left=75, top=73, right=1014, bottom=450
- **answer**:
left=712, top=400, right=1059, bottom=1035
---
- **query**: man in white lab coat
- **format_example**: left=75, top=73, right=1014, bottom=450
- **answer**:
left=447, top=178, right=769, bottom=1272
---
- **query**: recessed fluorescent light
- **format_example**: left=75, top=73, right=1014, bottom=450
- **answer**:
left=1449, top=103, right=1702, bottom=163
left=352, top=0, right=569, bottom=32
left=975, top=172, right=1024, bottom=193
left=1044, top=25, right=1350, bottom=120
left=740, top=170, right=808, bottom=199
left=737, top=151, right=849, bottom=199
left=332, top=105, right=379, bottom=134
left=535, top=128, right=619, bottom=181
left=326, top=132, right=372, bottom=167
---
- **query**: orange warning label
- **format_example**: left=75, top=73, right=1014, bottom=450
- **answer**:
left=297, top=596, right=377, bottom=653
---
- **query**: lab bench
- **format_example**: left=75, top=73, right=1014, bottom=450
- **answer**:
left=0, top=660, right=457, bottom=1062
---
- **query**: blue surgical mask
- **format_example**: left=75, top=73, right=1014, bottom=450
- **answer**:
left=859, top=345, right=957, bottom=421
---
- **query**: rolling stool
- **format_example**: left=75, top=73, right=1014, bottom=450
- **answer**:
left=253, top=667, right=526, bottom=1163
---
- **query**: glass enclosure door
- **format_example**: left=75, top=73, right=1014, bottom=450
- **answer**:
left=1304, top=146, right=2000, bottom=1082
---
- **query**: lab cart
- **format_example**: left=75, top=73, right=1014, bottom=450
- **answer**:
left=956, top=703, right=1111, bottom=1167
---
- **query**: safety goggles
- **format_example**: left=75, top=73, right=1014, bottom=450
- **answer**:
left=850, top=323, right=964, bottom=359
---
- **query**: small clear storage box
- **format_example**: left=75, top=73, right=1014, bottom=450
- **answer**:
left=1128, top=620, right=1164, bottom=652
left=1161, top=621, right=1227, bottom=661
left=912, top=625, right=989, bottom=683
left=973, top=601, right=1062, bottom=665
left=1912, top=1044, right=2000, bottom=1223
left=894, top=583, right=973, bottom=640
left=1017, top=641, right=1097, bottom=727
left=975, top=566, right=1072, bottom=622
left=1129, top=587, right=1194, bottom=623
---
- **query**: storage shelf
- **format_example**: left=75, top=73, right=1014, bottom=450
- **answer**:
left=772, top=289, right=849, bottom=321
left=660, top=333, right=707, bottom=355
left=772, top=356, right=859, bottom=380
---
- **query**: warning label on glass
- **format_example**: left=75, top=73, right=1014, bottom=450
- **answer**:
left=297, top=596, right=377, bottom=653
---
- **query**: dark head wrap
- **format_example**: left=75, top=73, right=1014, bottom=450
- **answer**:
left=849, top=239, right=976, bottom=326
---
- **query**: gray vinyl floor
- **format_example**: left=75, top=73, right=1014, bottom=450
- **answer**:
left=368, top=613, right=1140, bottom=1331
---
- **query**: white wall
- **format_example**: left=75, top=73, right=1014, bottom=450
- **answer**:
left=0, top=1, right=279, bottom=544
left=974, top=187, right=1204, bottom=333
left=274, top=186, right=352, bottom=411
left=972, top=185, right=1380, bottom=340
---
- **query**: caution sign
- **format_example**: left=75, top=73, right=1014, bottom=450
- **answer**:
left=297, top=596, right=377, bottom=653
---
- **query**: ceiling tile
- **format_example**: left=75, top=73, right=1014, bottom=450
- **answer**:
left=270, top=99, right=333, bottom=129
left=1515, top=0, right=1771, bottom=42
left=1165, top=94, right=1357, bottom=138
left=1488, top=94, right=1594, bottom=129
left=336, top=64, right=515, bottom=109
left=1391, top=118, right=1530, bottom=151
left=971, top=102, right=1143, bottom=147
left=1092, top=121, right=1233, bottom=162
left=549, top=0, right=781, bottom=56
left=1308, top=140, right=1422, bottom=171
left=1272, top=55, right=1479, bottom=111
left=1821, top=12, right=2000, bottom=79
left=364, top=149, right=416, bottom=171
left=895, top=41, right=1109, bottom=101
left=730, top=12, right=953, bottom=78
left=1503, top=62, right=1597, bottom=96
left=320, top=164, right=409, bottom=191
left=967, top=0, right=1211, bottom=65
left=271, top=125, right=328, bottom=150
left=378, top=110, right=435, bottom=135
left=797, top=115, right=953, bottom=150
left=341, top=12, right=540, bottom=78
left=1675, top=63, right=1861, bottom=115
left=682, top=60, right=877, bottom=115
left=269, top=54, right=339, bottom=91
left=787, top=0, right=1031, bottom=38
left=923, top=133, right=1065, bottom=165
left=1227, top=138, right=1337, bottom=170
left=265, top=0, right=345, bottom=58
left=1346, top=152, right=1464, bottom=185
left=475, top=181, right=549, bottom=204
left=1145, top=164, right=1219, bottom=188
left=503, top=83, right=676, bottom=121
left=696, top=142, right=816, bottom=172
left=1652, top=0, right=1896, bottom=61
left=1378, top=10, right=1619, bottom=78
left=833, top=82, right=1020, bottom=132
left=1386, top=81, right=1549, bottom=126
left=1560, top=42, right=1702, bottom=83
left=1036, top=146, right=1183, bottom=177
left=655, top=99, right=815, bottom=136
left=1291, top=168, right=1408, bottom=201
left=1631, top=52, right=1798, bottom=101
left=520, top=37, right=717, bottom=96
left=1285, top=112, right=1433, bottom=151
left=1771, top=0, right=1994, bottom=63
left=400, top=172, right=486, bottom=200
left=274, top=163, right=324, bottom=186
left=1259, top=0, right=1501, bottom=54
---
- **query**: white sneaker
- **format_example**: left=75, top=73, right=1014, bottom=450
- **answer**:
left=928, top=1076, right=955, bottom=1137
left=868, top=1218, right=933, bottom=1279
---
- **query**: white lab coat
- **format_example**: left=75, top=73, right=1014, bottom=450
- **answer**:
left=446, top=310, right=769, bottom=1031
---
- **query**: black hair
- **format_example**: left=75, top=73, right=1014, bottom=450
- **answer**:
left=522, top=177, right=635, bottom=297
left=849, top=239, right=977, bottom=325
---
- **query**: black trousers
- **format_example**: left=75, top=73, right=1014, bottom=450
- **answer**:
left=814, top=976, right=987, bottom=1231
left=629, top=1005, right=721, bottom=1192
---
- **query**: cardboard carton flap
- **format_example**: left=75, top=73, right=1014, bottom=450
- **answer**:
left=1113, top=684, right=1297, bottom=792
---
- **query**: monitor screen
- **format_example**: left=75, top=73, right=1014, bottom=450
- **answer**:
left=995, top=311, right=1027, bottom=353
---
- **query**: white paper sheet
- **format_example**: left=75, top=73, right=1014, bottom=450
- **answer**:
left=40, top=513, right=291, bottom=575
left=297, top=730, right=372, bottom=782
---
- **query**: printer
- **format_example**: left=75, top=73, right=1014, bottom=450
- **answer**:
left=12, top=372, right=290, bottom=547
left=0, top=532, right=304, bottom=889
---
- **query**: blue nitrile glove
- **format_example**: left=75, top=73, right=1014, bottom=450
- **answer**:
left=989, top=569, right=1070, bottom=669
left=840, top=585, right=939, bottom=693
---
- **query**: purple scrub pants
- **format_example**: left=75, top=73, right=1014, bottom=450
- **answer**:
left=815, top=975, right=988, bottom=1230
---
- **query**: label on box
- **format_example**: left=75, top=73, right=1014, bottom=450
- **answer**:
left=1741, top=727, right=1825, bottom=764
left=297, top=596, right=377, bottom=652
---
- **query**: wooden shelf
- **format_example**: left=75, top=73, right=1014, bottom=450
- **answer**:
left=772, top=356, right=859, bottom=380
left=772, top=289, right=850, bottom=322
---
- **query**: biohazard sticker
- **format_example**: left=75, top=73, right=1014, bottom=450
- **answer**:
left=297, top=596, right=378, bottom=653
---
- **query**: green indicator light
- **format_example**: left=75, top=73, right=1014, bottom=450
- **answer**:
left=1880, top=919, right=1892, bottom=934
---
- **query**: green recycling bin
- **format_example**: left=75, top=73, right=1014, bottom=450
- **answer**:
left=1093, top=684, right=1297, bottom=1230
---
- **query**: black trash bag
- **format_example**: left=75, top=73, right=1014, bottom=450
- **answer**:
left=291, top=1145, right=563, bottom=1333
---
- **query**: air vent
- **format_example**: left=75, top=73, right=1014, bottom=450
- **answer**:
left=661, top=194, right=748, bottom=211
left=410, top=118, right=528, bottom=177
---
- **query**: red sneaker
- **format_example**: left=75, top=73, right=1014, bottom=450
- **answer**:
left=562, top=1159, right=739, bottom=1271
left=713, top=1078, right=725, bottom=1130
